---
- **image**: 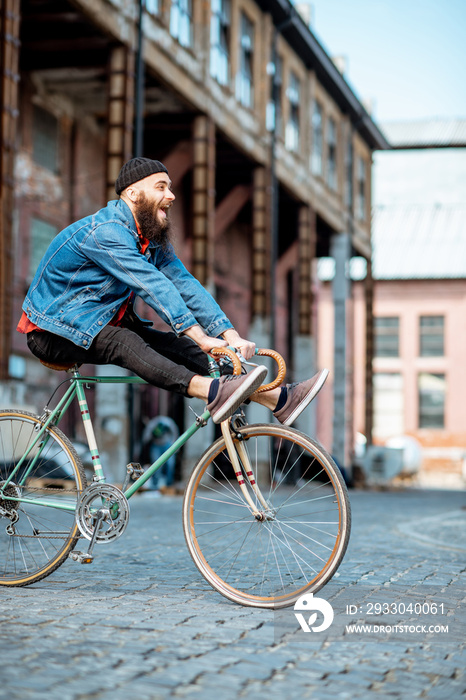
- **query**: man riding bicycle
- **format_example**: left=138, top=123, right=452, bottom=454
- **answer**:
left=18, top=157, right=327, bottom=424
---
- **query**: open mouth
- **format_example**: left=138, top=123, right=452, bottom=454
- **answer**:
left=158, top=203, right=171, bottom=219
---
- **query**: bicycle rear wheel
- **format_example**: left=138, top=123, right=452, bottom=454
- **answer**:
left=183, top=423, right=351, bottom=608
left=0, top=410, right=87, bottom=586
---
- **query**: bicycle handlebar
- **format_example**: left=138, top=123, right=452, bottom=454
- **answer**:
left=254, top=348, right=286, bottom=393
left=210, top=346, right=243, bottom=374
left=209, top=347, right=286, bottom=393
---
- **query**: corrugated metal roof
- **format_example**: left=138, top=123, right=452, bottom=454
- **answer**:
left=380, top=119, right=466, bottom=149
left=372, top=204, right=466, bottom=280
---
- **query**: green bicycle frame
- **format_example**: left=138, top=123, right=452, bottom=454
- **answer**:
left=1, top=368, right=216, bottom=512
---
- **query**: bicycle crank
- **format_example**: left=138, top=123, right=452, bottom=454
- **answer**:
left=75, top=483, right=130, bottom=544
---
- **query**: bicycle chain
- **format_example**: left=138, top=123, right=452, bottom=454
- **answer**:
left=8, top=532, right=82, bottom=539
left=15, top=485, right=81, bottom=493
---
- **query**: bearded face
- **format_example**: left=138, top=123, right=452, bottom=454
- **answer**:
left=133, top=190, right=173, bottom=249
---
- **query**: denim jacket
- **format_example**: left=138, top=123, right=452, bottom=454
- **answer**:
left=22, top=199, right=233, bottom=348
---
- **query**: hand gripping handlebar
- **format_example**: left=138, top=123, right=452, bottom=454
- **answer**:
left=209, top=347, right=286, bottom=393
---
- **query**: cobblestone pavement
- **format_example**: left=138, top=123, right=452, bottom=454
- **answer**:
left=1, top=487, right=465, bottom=700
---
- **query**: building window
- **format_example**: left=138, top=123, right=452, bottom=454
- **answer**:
left=420, top=315, right=444, bottom=357
left=285, top=71, right=300, bottom=152
left=29, top=218, right=57, bottom=279
left=357, top=156, right=367, bottom=220
left=210, top=0, right=231, bottom=86
left=146, top=0, right=159, bottom=14
left=418, top=373, right=445, bottom=429
left=345, top=134, right=354, bottom=209
left=266, top=53, right=282, bottom=135
left=236, top=12, right=254, bottom=107
left=32, top=106, right=59, bottom=173
left=374, top=317, right=399, bottom=357
left=311, top=100, right=323, bottom=175
left=170, top=0, right=193, bottom=48
left=373, top=373, right=404, bottom=440
left=326, top=117, right=337, bottom=190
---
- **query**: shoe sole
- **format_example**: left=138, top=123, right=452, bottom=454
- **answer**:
left=283, top=368, right=329, bottom=426
left=211, top=366, right=268, bottom=424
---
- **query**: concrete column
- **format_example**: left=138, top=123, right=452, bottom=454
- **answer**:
left=96, top=45, right=136, bottom=479
left=105, top=46, right=135, bottom=202
left=192, top=115, right=215, bottom=286
left=249, top=166, right=272, bottom=425
left=364, top=257, right=374, bottom=446
left=181, top=116, right=216, bottom=480
left=252, top=167, right=269, bottom=319
left=331, top=231, right=352, bottom=472
left=0, top=0, right=20, bottom=380
left=287, top=205, right=317, bottom=436
left=297, top=204, right=316, bottom=336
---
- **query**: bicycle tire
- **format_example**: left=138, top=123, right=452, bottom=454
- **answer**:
left=183, top=423, right=351, bottom=608
left=0, top=409, right=87, bottom=586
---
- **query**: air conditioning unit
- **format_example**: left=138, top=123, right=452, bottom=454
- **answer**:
left=362, top=445, right=404, bottom=485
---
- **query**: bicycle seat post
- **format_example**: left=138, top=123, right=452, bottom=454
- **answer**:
left=74, top=379, right=105, bottom=483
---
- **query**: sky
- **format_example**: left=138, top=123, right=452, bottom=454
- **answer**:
left=293, top=0, right=466, bottom=123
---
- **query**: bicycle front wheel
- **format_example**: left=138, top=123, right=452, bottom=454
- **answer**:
left=183, top=423, right=351, bottom=608
left=0, top=410, right=87, bottom=586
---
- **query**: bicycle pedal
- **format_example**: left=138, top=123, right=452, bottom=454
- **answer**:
left=69, top=550, right=94, bottom=565
left=127, top=462, right=144, bottom=480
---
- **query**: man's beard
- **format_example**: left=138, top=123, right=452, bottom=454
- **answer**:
left=133, top=192, right=172, bottom=250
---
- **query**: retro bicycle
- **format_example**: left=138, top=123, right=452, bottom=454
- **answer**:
left=0, top=348, right=351, bottom=609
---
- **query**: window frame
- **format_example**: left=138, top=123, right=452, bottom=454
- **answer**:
left=345, top=131, right=354, bottom=210
left=235, top=10, right=254, bottom=108
left=29, top=217, right=58, bottom=280
left=170, top=0, right=193, bottom=49
left=419, top=315, right=445, bottom=357
left=145, top=0, right=159, bottom=15
left=418, top=372, right=446, bottom=429
left=32, top=105, right=59, bottom=174
left=210, top=0, right=231, bottom=86
left=311, top=99, right=323, bottom=176
left=326, top=116, right=337, bottom=190
left=266, top=53, right=283, bottom=135
left=374, top=316, right=400, bottom=358
left=285, top=70, right=300, bottom=152
left=357, top=156, right=367, bottom=221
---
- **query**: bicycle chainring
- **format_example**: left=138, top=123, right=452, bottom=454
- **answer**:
left=76, top=483, right=130, bottom=543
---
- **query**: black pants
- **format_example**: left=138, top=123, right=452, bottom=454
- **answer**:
left=27, top=322, right=211, bottom=396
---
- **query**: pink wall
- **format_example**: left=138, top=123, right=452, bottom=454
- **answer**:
left=317, top=276, right=466, bottom=476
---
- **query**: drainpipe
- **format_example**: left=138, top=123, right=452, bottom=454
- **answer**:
left=269, top=11, right=295, bottom=352
left=269, top=26, right=279, bottom=353
left=134, top=0, right=145, bottom=157
left=128, top=0, right=145, bottom=463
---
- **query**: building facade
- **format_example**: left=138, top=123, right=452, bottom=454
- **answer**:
left=316, top=120, right=466, bottom=487
left=0, top=0, right=388, bottom=480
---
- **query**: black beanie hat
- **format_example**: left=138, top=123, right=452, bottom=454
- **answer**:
left=115, top=157, right=169, bottom=195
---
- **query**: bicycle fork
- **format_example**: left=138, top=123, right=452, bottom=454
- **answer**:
left=220, top=421, right=275, bottom=522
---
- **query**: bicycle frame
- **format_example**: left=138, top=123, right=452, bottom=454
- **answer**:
left=1, top=369, right=214, bottom=512
left=1, top=346, right=284, bottom=517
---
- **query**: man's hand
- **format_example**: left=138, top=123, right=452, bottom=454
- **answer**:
left=222, top=329, right=256, bottom=360
left=182, top=325, right=228, bottom=354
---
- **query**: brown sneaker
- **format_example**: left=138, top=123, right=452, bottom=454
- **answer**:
left=207, top=365, right=268, bottom=424
left=273, top=369, right=329, bottom=426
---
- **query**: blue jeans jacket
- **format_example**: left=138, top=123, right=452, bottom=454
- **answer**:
left=23, top=199, right=232, bottom=348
